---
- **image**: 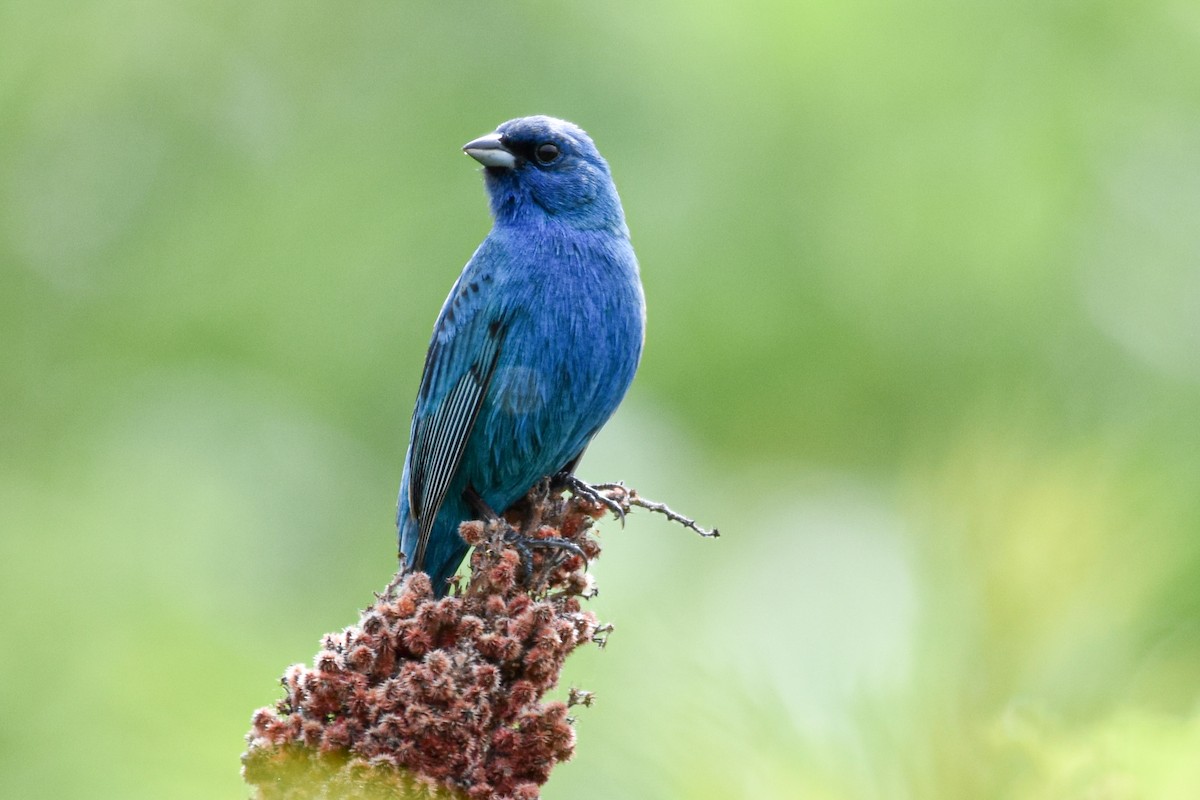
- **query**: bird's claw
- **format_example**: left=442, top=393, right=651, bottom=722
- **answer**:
left=559, top=474, right=627, bottom=525
left=503, top=527, right=589, bottom=588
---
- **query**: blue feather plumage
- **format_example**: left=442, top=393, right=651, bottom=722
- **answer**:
left=396, top=116, right=645, bottom=594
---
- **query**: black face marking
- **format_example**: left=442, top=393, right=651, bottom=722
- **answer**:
left=499, top=134, right=563, bottom=169
left=499, top=135, right=532, bottom=164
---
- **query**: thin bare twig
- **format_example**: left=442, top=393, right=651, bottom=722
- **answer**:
left=585, top=482, right=718, bottom=538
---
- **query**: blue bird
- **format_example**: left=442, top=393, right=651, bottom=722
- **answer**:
left=396, top=116, right=645, bottom=595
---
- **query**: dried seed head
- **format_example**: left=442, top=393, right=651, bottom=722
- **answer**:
left=244, top=484, right=625, bottom=800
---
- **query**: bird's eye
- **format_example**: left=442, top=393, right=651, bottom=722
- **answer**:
left=534, top=142, right=560, bottom=164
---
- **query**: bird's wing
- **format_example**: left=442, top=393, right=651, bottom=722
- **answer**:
left=406, top=277, right=507, bottom=569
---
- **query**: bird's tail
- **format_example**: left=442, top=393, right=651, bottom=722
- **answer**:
left=397, top=479, right=470, bottom=598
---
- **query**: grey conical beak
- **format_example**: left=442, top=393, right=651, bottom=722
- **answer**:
left=463, top=132, right=517, bottom=169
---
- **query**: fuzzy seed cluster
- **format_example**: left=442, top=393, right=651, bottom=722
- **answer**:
left=243, top=489, right=613, bottom=800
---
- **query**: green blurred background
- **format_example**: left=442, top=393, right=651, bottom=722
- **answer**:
left=4, top=1, right=1200, bottom=797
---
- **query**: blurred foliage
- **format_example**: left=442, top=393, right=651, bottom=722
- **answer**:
left=242, top=747, right=466, bottom=800
left=3, top=0, right=1200, bottom=798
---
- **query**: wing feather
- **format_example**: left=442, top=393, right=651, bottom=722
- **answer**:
left=406, top=309, right=506, bottom=568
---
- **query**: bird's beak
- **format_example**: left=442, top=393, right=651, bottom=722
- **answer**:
left=462, top=132, right=517, bottom=169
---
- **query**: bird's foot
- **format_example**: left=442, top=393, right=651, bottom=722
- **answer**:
left=503, top=526, right=589, bottom=589
left=554, top=472, right=627, bottom=525
left=557, top=478, right=720, bottom=539
left=463, top=481, right=589, bottom=590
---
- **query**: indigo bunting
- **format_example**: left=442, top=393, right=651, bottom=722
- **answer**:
left=396, top=116, right=645, bottom=595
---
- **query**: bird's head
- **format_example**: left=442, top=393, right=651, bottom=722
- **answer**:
left=463, top=116, right=626, bottom=233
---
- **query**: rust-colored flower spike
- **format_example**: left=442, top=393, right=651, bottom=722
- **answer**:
left=243, top=483, right=626, bottom=800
